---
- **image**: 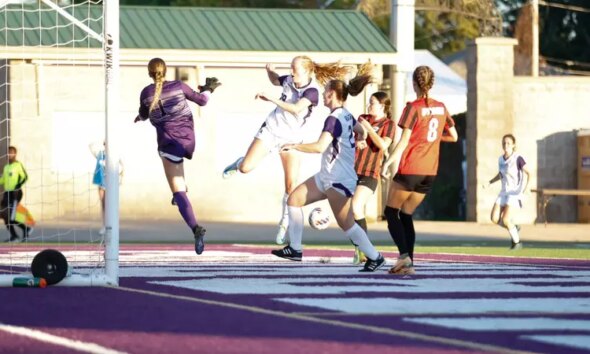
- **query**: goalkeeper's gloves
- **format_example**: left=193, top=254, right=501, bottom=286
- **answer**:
left=199, top=77, right=222, bottom=93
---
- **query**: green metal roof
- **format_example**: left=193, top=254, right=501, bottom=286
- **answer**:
left=1, top=5, right=396, bottom=53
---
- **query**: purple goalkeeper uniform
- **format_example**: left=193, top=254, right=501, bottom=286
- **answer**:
left=138, top=80, right=210, bottom=160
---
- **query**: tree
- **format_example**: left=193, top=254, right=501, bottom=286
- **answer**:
left=498, top=0, right=590, bottom=74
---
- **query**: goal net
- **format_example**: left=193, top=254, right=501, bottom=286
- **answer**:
left=0, top=0, right=119, bottom=286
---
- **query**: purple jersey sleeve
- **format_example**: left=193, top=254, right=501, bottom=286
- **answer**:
left=181, top=82, right=209, bottom=106
left=517, top=156, right=526, bottom=171
left=138, top=87, right=150, bottom=119
left=278, top=75, right=289, bottom=86
left=322, top=116, right=342, bottom=138
left=301, top=88, right=319, bottom=106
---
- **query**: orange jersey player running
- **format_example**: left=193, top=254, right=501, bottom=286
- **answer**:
left=382, top=65, right=459, bottom=275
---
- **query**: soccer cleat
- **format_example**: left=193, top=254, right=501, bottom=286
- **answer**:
left=352, top=246, right=367, bottom=265
left=275, top=224, right=288, bottom=245
left=271, top=245, right=302, bottom=261
left=359, top=254, right=386, bottom=272
left=389, top=255, right=412, bottom=273
left=193, top=224, right=206, bottom=255
left=510, top=241, right=523, bottom=250
left=389, top=264, right=416, bottom=275
left=98, top=227, right=106, bottom=236
left=222, top=157, right=244, bottom=179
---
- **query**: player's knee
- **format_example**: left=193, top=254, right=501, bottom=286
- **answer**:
left=490, top=214, right=499, bottom=224
left=286, top=194, right=304, bottom=207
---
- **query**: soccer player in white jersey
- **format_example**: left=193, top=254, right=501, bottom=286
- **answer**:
left=483, top=134, right=530, bottom=249
left=272, top=64, right=386, bottom=272
left=223, top=56, right=349, bottom=245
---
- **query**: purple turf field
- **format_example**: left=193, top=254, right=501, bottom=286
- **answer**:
left=1, top=244, right=589, bottom=354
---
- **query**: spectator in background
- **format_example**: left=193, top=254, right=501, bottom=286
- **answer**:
left=1, top=146, right=31, bottom=242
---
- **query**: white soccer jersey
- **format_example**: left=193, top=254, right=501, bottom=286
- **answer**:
left=498, top=153, right=527, bottom=195
left=263, top=75, right=320, bottom=138
left=319, top=107, right=358, bottom=183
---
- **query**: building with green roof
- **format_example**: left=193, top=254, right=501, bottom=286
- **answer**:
left=1, top=5, right=398, bottom=223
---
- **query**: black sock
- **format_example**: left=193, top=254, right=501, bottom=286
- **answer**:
left=400, top=212, right=415, bottom=261
left=354, top=218, right=367, bottom=234
left=7, top=224, right=18, bottom=240
left=384, top=206, right=408, bottom=255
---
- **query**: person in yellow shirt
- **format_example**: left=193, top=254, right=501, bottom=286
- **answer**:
left=0, top=146, right=30, bottom=242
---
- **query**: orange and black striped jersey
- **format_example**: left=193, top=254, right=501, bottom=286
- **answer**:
left=398, top=98, right=454, bottom=176
left=354, top=114, right=396, bottom=179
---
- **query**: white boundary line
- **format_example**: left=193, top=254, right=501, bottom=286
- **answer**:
left=0, top=323, right=126, bottom=354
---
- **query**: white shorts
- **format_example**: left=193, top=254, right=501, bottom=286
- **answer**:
left=314, top=173, right=356, bottom=198
left=255, top=121, right=302, bottom=153
left=496, top=194, right=522, bottom=208
left=159, top=151, right=183, bottom=163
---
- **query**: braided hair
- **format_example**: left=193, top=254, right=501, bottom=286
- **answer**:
left=412, top=66, right=435, bottom=107
left=147, top=58, right=167, bottom=114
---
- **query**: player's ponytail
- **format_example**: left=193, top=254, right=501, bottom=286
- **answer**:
left=412, top=65, right=435, bottom=107
left=346, top=61, right=374, bottom=98
left=294, top=55, right=350, bottom=86
left=147, top=58, right=167, bottom=114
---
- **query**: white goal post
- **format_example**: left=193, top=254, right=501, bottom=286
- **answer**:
left=0, top=0, right=120, bottom=286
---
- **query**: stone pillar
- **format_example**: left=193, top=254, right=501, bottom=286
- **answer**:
left=466, top=37, right=517, bottom=222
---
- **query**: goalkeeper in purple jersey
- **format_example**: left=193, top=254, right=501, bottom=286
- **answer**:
left=134, top=58, right=221, bottom=255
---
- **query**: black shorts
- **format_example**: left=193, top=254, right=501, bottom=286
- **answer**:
left=356, top=175, right=378, bottom=193
left=1, top=190, right=23, bottom=207
left=392, top=174, right=436, bottom=194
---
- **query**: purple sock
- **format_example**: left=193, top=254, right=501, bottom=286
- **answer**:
left=173, top=191, right=198, bottom=231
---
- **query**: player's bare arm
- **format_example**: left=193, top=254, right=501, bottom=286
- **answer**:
left=441, top=125, right=459, bottom=142
left=281, top=132, right=332, bottom=154
left=266, top=64, right=281, bottom=86
left=382, top=128, right=411, bottom=178
left=256, top=93, right=312, bottom=116
left=359, top=118, right=391, bottom=151
left=482, top=173, right=502, bottom=189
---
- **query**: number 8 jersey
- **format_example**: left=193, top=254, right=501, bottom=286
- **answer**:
left=398, top=98, right=455, bottom=176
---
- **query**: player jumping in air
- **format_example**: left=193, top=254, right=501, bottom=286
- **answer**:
left=222, top=56, right=350, bottom=245
left=134, top=58, right=221, bottom=255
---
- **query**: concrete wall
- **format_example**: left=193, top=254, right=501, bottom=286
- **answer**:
left=512, top=77, right=590, bottom=222
left=8, top=61, right=378, bottom=224
left=466, top=38, right=590, bottom=223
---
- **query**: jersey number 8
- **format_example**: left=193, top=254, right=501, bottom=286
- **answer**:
left=427, top=117, right=439, bottom=142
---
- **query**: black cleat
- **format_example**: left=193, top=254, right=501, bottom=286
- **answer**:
left=193, top=225, right=206, bottom=255
left=510, top=241, right=523, bottom=250
left=359, top=254, right=386, bottom=272
left=271, top=245, right=302, bottom=261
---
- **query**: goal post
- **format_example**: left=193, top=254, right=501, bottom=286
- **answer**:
left=0, top=0, right=120, bottom=287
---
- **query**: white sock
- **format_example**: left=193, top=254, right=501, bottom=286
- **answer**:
left=279, top=193, right=289, bottom=227
left=346, top=224, right=379, bottom=260
left=287, top=206, right=303, bottom=251
left=508, top=226, right=520, bottom=243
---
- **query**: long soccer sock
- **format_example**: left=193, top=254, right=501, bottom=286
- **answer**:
left=173, top=191, right=198, bottom=231
left=508, top=226, right=520, bottom=244
left=399, top=212, right=416, bottom=260
left=355, top=218, right=368, bottom=234
left=279, top=193, right=289, bottom=227
left=346, top=223, right=379, bottom=260
left=287, top=206, right=303, bottom=251
left=384, top=206, right=409, bottom=256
